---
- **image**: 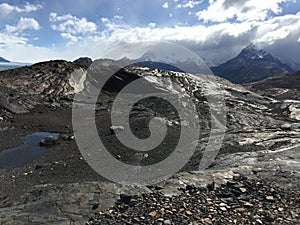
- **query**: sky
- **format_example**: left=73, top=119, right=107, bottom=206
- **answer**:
left=0, top=0, right=299, bottom=69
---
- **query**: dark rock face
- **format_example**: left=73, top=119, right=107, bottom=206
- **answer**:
left=73, top=57, right=93, bottom=67
left=245, top=71, right=300, bottom=100
left=211, top=44, right=294, bottom=84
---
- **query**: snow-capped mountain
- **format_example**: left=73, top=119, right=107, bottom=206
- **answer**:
left=211, top=44, right=294, bottom=84
left=132, top=51, right=212, bottom=75
left=240, top=43, right=270, bottom=60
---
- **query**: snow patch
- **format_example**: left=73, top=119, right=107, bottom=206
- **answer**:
left=69, top=68, right=87, bottom=94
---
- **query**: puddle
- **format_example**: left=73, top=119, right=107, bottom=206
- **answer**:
left=0, top=132, right=59, bottom=169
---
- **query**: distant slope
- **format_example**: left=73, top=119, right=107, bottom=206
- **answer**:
left=0, top=57, right=10, bottom=63
left=0, top=62, right=30, bottom=71
left=0, top=56, right=32, bottom=71
left=245, top=71, right=300, bottom=100
left=211, top=44, right=294, bottom=84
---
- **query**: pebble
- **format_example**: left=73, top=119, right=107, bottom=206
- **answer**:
left=239, top=187, right=247, bottom=193
left=88, top=176, right=300, bottom=225
left=164, top=219, right=172, bottom=225
left=266, top=195, right=275, bottom=201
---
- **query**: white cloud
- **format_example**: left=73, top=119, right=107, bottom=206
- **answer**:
left=101, top=17, right=110, bottom=23
left=0, top=2, right=42, bottom=18
left=148, top=22, right=156, bottom=28
left=5, top=17, right=40, bottom=34
left=162, top=2, right=169, bottom=8
left=0, top=32, right=27, bottom=46
left=0, top=16, right=42, bottom=62
left=1, top=9, right=299, bottom=70
left=176, top=0, right=202, bottom=9
left=113, top=15, right=123, bottom=20
left=196, top=0, right=294, bottom=22
left=83, top=12, right=300, bottom=68
left=61, top=33, right=78, bottom=43
left=49, top=12, right=97, bottom=43
left=0, top=31, right=54, bottom=63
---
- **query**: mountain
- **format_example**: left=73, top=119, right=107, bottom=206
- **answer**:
left=0, top=57, right=10, bottom=62
left=73, top=57, right=93, bottom=67
left=246, top=71, right=300, bottom=101
left=0, top=57, right=32, bottom=71
left=211, top=44, right=294, bottom=84
left=0, top=62, right=31, bottom=71
left=121, top=51, right=212, bottom=75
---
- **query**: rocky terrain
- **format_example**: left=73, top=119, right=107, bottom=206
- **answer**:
left=0, top=59, right=299, bottom=224
left=89, top=175, right=299, bottom=225
left=211, top=44, right=294, bottom=84
left=246, top=71, right=300, bottom=101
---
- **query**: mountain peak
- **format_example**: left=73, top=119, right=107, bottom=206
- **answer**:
left=139, top=51, right=157, bottom=61
left=239, top=44, right=270, bottom=61
left=244, top=43, right=256, bottom=50
left=73, top=57, right=93, bottom=67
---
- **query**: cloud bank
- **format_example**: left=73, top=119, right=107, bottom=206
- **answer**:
left=0, top=1, right=298, bottom=70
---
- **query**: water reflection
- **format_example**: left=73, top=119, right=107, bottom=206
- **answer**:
left=0, top=132, right=59, bottom=168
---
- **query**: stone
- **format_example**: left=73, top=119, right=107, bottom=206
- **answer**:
left=164, top=219, right=172, bottom=225
left=202, top=218, right=213, bottom=224
left=109, top=126, right=125, bottom=134
left=243, top=202, right=254, bottom=207
left=185, top=210, right=193, bottom=215
left=39, top=136, right=59, bottom=146
left=239, top=188, right=247, bottom=193
left=149, top=211, right=158, bottom=218
left=266, top=196, right=274, bottom=201
left=220, top=207, right=227, bottom=211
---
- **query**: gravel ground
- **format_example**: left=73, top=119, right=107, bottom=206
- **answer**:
left=88, top=176, right=300, bottom=225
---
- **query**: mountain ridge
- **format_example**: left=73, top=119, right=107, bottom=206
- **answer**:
left=0, top=57, right=10, bottom=63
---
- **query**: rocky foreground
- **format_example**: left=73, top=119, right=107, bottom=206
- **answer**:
left=0, top=60, right=299, bottom=224
left=89, top=176, right=299, bottom=225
